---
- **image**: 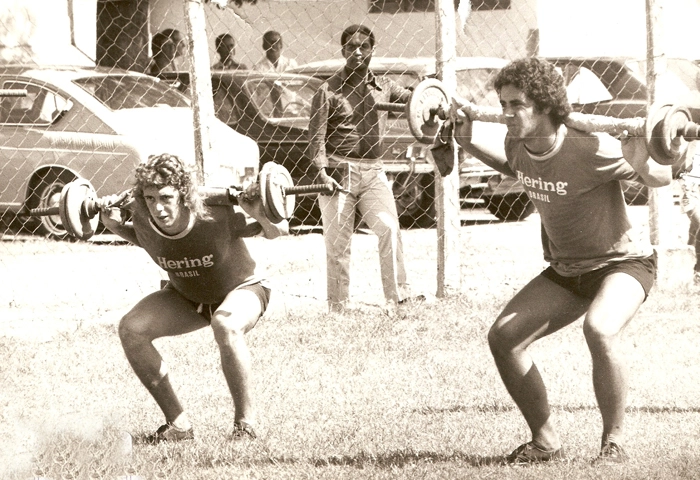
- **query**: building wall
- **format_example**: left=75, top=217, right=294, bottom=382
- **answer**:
left=149, top=0, right=538, bottom=68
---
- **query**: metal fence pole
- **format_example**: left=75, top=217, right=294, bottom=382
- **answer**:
left=183, top=0, right=216, bottom=183
left=434, top=0, right=461, bottom=296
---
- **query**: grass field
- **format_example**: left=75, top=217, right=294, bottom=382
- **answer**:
left=3, top=209, right=700, bottom=479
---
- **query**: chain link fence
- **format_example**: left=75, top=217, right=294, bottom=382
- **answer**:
left=0, top=0, right=698, bottom=303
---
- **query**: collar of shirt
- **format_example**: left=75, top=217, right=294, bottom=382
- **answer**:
left=340, top=67, right=383, bottom=91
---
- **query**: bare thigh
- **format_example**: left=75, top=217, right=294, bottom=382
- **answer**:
left=121, top=288, right=209, bottom=340
left=212, top=287, right=264, bottom=334
left=490, top=275, right=591, bottom=351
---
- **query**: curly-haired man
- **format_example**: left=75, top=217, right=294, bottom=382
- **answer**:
left=452, top=57, right=678, bottom=464
left=100, top=153, right=285, bottom=443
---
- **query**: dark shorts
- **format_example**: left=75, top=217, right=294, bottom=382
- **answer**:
left=540, top=252, right=657, bottom=300
left=163, top=281, right=272, bottom=322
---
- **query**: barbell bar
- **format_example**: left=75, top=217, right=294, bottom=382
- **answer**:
left=391, top=76, right=700, bottom=168
left=22, top=162, right=334, bottom=240
left=457, top=100, right=700, bottom=167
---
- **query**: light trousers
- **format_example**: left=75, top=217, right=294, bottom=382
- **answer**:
left=318, top=162, right=408, bottom=306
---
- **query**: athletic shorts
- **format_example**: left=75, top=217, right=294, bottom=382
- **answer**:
left=162, top=281, right=272, bottom=322
left=540, top=253, right=657, bottom=301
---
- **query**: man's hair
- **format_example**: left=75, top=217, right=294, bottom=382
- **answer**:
left=494, top=57, right=571, bottom=126
left=262, top=30, right=281, bottom=47
left=340, top=24, right=375, bottom=49
left=215, top=33, right=235, bottom=51
left=151, top=31, right=172, bottom=54
left=133, top=153, right=211, bottom=221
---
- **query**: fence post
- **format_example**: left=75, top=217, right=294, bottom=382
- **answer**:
left=183, top=0, right=216, bottom=183
left=434, top=0, right=461, bottom=297
left=646, top=0, right=693, bottom=286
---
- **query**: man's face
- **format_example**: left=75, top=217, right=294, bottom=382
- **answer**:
left=172, top=32, right=186, bottom=58
left=219, top=37, right=236, bottom=60
left=143, top=185, right=185, bottom=233
left=264, top=36, right=283, bottom=63
left=499, top=84, right=548, bottom=139
left=342, top=32, right=373, bottom=72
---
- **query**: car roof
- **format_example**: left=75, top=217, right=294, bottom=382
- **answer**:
left=291, top=56, right=508, bottom=75
left=0, top=64, right=157, bottom=87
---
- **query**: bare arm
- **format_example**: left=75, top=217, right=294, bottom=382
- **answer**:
left=237, top=184, right=288, bottom=239
left=620, top=133, right=672, bottom=187
left=450, top=103, right=515, bottom=178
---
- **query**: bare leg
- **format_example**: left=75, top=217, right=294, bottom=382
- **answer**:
left=210, top=288, right=263, bottom=425
left=488, top=275, right=589, bottom=450
left=118, top=289, right=208, bottom=425
left=583, top=273, right=645, bottom=444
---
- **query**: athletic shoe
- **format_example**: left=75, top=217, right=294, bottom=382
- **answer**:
left=145, top=422, right=194, bottom=444
left=505, top=441, right=564, bottom=465
left=592, top=440, right=629, bottom=465
left=232, top=421, right=257, bottom=441
left=398, top=294, right=427, bottom=305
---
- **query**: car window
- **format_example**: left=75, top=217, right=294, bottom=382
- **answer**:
left=455, top=68, right=502, bottom=108
left=561, top=66, right=613, bottom=105
left=73, top=75, right=189, bottom=110
left=627, top=59, right=700, bottom=106
left=0, top=81, right=72, bottom=125
left=244, top=77, right=316, bottom=120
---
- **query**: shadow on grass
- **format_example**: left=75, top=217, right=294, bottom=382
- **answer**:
left=309, top=449, right=506, bottom=468
left=413, top=403, right=700, bottom=415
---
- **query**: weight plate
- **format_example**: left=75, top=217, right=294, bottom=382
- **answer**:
left=259, top=162, right=295, bottom=224
left=266, top=163, right=294, bottom=223
left=645, top=103, right=678, bottom=166
left=59, top=179, right=99, bottom=240
left=408, top=78, right=449, bottom=144
left=661, top=104, right=691, bottom=161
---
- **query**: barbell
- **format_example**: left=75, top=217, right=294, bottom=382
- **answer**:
left=397, top=77, right=700, bottom=169
left=22, top=162, right=334, bottom=240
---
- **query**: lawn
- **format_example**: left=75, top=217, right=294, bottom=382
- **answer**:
left=2, top=210, right=700, bottom=479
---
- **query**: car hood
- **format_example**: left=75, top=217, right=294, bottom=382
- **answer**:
left=110, top=107, right=259, bottom=186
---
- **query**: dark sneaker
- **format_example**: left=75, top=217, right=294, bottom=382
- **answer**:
left=398, top=295, right=427, bottom=305
left=232, top=421, right=257, bottom=441
left=505, top=441, right=564, bottom=465
left=145, top=422, right=194, bottom=444
left=592, top=440, right=629, bottom=465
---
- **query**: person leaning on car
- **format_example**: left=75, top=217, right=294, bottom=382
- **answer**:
left=307, top=24, right=421, bottom=313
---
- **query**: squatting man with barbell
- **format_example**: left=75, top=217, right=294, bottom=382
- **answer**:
left=98, top=153, right=287, bottom=443
left=443, top=56, right=695, bottom=465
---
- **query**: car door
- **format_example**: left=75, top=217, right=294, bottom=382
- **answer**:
left=0, top=79, right=62, bottom=211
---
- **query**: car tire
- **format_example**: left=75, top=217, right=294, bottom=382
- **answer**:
left=485, top=193, right=535, bottom=222
left=393, top=172, right=435, bottom=228
left=27, top=171, right=77, bottom=239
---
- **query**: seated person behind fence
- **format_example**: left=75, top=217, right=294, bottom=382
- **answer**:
left=148, top=31, right=177, bottom=77
left=161, top=28, right=189, bottom=72
left=212, top=33, right=247, bottom=70
left=252, top=31, right=298, bottom=73
left=99, top=153, right=286, bottom=443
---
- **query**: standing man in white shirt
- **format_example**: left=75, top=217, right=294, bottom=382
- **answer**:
left=252, top=31, right=298, bottom=73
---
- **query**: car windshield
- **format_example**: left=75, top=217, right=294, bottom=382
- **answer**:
left=73, top=75, right=189, bottom=110
left=244, top=77, right=316, bottom=120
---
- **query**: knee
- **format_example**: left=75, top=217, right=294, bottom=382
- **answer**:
left=211, top=313, right=244, bottom=348
left=487, top=321, right=513, bottom=357
left=118, top=313, right=146, bottom=348
left=583, top=316, right=619, bottom=351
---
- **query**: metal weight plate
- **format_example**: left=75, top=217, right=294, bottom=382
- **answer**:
left=265, top=163, right=295, bottom=223
left=661, top=104, right=691, bottom=160
left=259, top=162, right=295, bottom=224
left=645, top=103, right=679, bottom=166
left=58, top=179, right=99, bottom=240
left=408, top=78, right=450, bottom=144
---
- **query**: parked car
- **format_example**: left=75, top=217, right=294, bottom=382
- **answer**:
left=0, top=65, right=259, bottom=238
left=484, top=57, right=700, bottom=210
left=290, top=57, right=526, bottom=223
